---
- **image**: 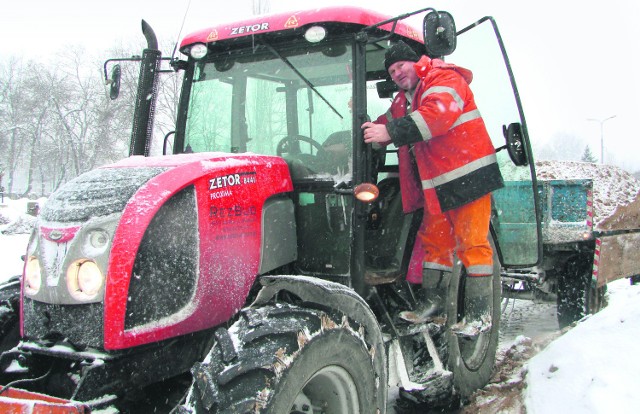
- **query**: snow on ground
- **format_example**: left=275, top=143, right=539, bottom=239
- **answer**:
left=1, top=194, right=640, bottom=413
left=524, top=279, right=640, bottom=414
left=0, top=199, right=33, bottom=283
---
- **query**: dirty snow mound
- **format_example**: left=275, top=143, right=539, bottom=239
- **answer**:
left=1, top=214, right=36, bottom=235
left=460, top=332, right=562, bottom=414
left=535, top=161, right=640, bottom=228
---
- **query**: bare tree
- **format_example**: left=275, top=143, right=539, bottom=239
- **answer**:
left=19, top=74, right=50, bottom=197
left=534, top=131, right=587, bottom=162
left=0, top=57, right=31, bottom=195
left=0, top=37, right=185, bottom=197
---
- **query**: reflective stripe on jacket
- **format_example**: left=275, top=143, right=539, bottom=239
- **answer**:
left=377, top=56, right=503, bottom=215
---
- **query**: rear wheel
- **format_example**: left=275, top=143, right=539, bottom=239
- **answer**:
left=556, top=253, right=602, bottom=328
left=445, top=246, right=501, bottom=401
left=184, top=305, right=383, bottom=413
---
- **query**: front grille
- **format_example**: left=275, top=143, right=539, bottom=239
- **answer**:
left=125, top=185, right=199, bottom=329
left=41, top=167, right=167, bottom=223
left=23, top=298, right=104, bottom=348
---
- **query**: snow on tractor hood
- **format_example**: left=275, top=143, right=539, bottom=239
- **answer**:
left=33, top=152, right=294, bottom=350
left=102, top=152, right=294, bottom=349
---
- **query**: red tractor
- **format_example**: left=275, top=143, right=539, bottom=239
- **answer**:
left=0, top=6, right=540, bottom=413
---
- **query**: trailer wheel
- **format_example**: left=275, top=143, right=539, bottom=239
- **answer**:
left=445, top=247, right=501, bottom=401
left=556, top=253, right=598, bottom=328
left=184, top=305, right=382, bottom=413
left=0, top=276, right=20, bottom=353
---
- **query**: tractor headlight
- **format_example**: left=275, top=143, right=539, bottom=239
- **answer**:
left=24, top=256, right=42, bottom=296
left=88, top=229, right=110, bottom=252
left=304, top=26, right=327, bottom=43
left=66, top=260, right=104, bottom=301
left=189, top=43, right=208, bottom=60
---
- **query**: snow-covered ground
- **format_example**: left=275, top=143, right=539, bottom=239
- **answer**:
left=524, top=279, right=640, bottom=413
left=0, top=199, right=33, bottom=283
left=1, top=197, right=639, bottom=413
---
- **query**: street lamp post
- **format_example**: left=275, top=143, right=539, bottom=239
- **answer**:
left=587, top=115, right=616, bottom=164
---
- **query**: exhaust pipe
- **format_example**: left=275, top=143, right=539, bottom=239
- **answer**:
left=130, top=19, right=161, bottom=157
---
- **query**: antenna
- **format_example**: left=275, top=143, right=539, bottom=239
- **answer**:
left=253, top=0, right=270, bottom=15
left=170, top=0, right=193, bottom=61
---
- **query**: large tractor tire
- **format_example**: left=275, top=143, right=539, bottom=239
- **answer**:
left=445, top=245, right=501, bottom=401
left=0, top=276, right=21, bottom=353
left=556, top=252, right=604, bottom=328
left=183, top=304, right=383, bottom=413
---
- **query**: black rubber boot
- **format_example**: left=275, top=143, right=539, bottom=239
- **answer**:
left=451, top=275, right=493, bottom=337
left=399, top=270, right=450, bottom=324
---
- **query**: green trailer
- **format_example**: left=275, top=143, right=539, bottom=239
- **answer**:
left=495, top=168, right=640, bottom=328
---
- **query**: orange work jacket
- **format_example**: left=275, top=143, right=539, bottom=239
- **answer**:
left=375, top=56, right=503, bottom=215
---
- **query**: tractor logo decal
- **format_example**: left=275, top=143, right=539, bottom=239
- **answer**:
left=41, top=225, right=80, bottom=243
left=209, top=172, right=256, bottom=190
left=48, top=230, right=64, bottom=241
left=240, top=171, right=257, bottom=184
left=209, top=204, right=257, bottom=220
left=207, top=30, right=219, bottom=42
left=284, top=16, right=299, bottom=29
left=209, top=171, right=257, bottom=200
left=210, top=189, right=232, bottom=200
left=230, top=23, right=270, bottom=36
left=209, top=174, right=241, bottom=190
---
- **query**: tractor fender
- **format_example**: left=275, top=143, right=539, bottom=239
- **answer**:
left=184, top=275, right=389, bottom=412
left=252, top=274, right=387, bottom=386
left=252, top=275, right=384, bottom=347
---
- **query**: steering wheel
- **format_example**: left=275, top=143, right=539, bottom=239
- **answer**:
left=276, top=134, right=325, bottom=157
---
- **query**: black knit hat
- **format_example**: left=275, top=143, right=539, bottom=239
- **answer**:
left=384, top=41, right=420, bottom=71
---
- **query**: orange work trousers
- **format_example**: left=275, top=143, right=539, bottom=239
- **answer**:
left=419, top=194, right=494, bottom=276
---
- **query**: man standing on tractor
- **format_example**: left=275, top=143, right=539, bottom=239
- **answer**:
left=361, top=41, right=504, bottom=328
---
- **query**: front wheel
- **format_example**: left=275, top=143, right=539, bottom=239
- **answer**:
left=445, top=245, right=501, bottom=401
left=183, top=305, right=384, bottom=413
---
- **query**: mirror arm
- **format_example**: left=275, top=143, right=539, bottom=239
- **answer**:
left=103, top=56, right=177, bottom=83
left=163, top=131, right=176, bottom=155
left=362, top=7, right=436, bottom=32
left=358, top=7, right=436, bottom=44
left=103, top=56, right=143, bottom=84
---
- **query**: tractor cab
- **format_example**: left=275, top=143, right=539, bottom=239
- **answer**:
left=162, top=6, right=541, bottom=296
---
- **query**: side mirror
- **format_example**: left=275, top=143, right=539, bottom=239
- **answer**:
left=423, top=11, right=457, bottom=58
left=109, top=64, right=122, bottom=100
left=502, top=123, right=528, bottom=166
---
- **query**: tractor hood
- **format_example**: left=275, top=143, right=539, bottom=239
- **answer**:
left=26, top=153, right=293, bottom=350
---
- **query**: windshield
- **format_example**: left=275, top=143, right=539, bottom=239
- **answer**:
left=182, top=40, right=354, bottom=180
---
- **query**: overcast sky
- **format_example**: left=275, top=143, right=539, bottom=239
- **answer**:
left=2, top=0, right=640, bottom=171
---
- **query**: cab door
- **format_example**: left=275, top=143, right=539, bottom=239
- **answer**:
left=450, top=17, right=542, bottom=267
